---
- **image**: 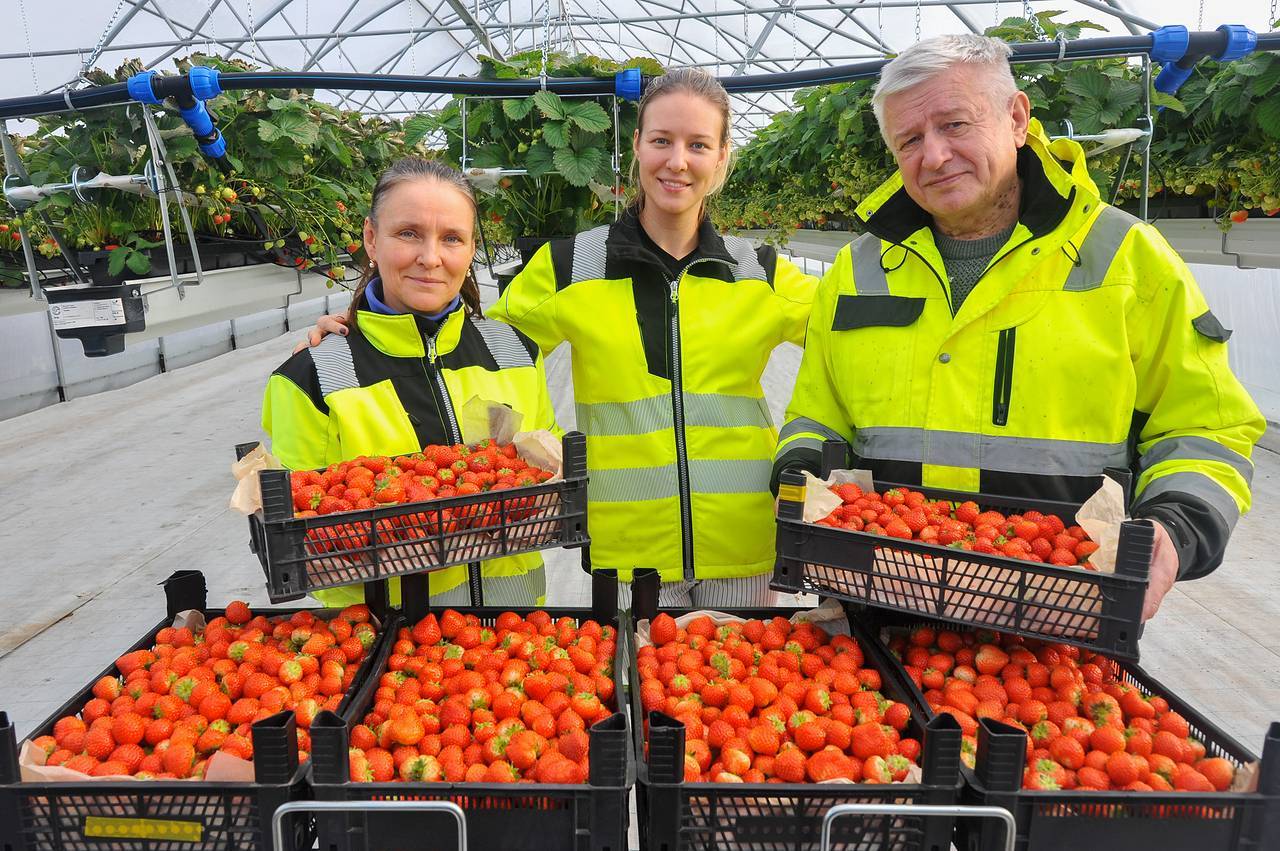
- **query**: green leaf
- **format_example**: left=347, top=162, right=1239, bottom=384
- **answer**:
left=322, top=130, right=353, bottom=166
left=471, top=147, right=507, bottom=169
left=542, top=120, right=570, bottom=149
left=403, top=115, right=435, bottom=147
left=1061, top=67, right=1109, bottom=103
left=1251, top=59, right=1280, bottom=98
left=107, top=247, right=128, bottom=277
left=125, top=249, right=151, bottom=275
left=503, top=98, right=537, bottom=120
left=565, top=100, right=611, bottom=133
left=267, top=95, right=300, bottom=110
left=525, top=142, right=555, bottom=177
left=553, top=146, right=604, bottom=186
left=1257, top=97, right=1280, bottom=139
left=270, top=111, right=319, bottom=146
left=1149, top=90, right=1186, bottom=114
left=532, top=90, right=567, bottom=120
left=257, top=119, right=284, bottom=143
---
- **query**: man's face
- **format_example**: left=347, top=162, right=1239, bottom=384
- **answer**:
left=881, top=64, right=1030, bottom=228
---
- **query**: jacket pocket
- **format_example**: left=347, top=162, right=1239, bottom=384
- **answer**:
left=992, top=327, right=1016, bottom=427
left=832, top=294, right=926, bottom=331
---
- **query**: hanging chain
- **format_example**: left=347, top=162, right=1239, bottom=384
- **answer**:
left=17, top=0, right=39, bottom=91
left=994, top=0, right=1001, bottom=27
left=877, top=0, right=884, bottom=53
left=914, top=0, right=923, bottom=42
left=791, top=0, right=798, bottom=67
left=1024, top=0, right=1048, bottom=40
left=408, top=0, right=417, bottom=77
left=1196, top=0, right=1204, bottom=31
left=539, top=0, right=550, bottom=84
left=1271, top=0, right=1278, bottom=30
left=79, top=0, right=130, bottom=81
left=246, top=0, right=264, bottom=63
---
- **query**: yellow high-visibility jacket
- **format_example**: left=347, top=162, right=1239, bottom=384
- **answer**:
left=776, top=122, right=1264, bottom=579
left=263, top=298, right=559, bottom=604
left=490, top=211, right=818, bottom=583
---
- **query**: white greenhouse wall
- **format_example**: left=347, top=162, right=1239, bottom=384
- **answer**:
left=1192, top=263, right=1280, bottom=424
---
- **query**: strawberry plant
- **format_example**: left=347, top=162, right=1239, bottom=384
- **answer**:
left=410, top=51, right=664, bottom=242
left=717, top=12, right=1280, bottom=238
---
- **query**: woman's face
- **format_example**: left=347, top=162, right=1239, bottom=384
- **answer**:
left=364, top=178, right=475, bottom=315
left=632, top=91, right=729, bottom=221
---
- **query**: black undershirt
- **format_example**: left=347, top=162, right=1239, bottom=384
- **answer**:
left=638, top=225, right=698, bottom=281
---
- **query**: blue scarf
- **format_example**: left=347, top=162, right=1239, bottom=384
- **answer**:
left=364, top=276, right=462, bottom=321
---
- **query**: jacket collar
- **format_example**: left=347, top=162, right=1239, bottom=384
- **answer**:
left=853, top=120, right=1099, bottom=245
left=354, top=300, right=466, bottom=359
left=610, top=207, right=736, bottom=274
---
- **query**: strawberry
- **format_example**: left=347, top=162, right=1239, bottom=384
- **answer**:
left=649, top=613, right=678, bottom=647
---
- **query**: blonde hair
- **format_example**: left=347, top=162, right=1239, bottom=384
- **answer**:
left=629, top=68, right=734, bottom=214
left=872, top=34, right=1018, bottom=144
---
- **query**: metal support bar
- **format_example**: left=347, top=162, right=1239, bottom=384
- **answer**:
left=1139, top=53, right=1153, bottom=222
left=272, top=800, right=467, bottom=851
left=139, top=105, right=202, bottom=298
left=820, top=804, right=1016, bottom=851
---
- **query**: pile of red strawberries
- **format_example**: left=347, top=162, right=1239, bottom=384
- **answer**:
left=817, top=484, right=1100, bottom=568
left=886, top=625, right=1238, bottom=792
left=638, top=613, right=921, bottom=784
left=345, top=609, right=616, bottom=784
left=290, top=440, right=557, bottom=550
left=292, top=440, right=555, bottom=518
left=32, top=602, right=377, bottom=779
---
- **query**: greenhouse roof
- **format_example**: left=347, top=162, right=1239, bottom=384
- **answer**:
left=2, top=0, right=1277, bottom=137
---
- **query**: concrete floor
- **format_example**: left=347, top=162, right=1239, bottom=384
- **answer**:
left=0, top=316, right=1276, bottom=768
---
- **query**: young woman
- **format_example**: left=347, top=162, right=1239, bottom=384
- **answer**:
left=266, top=157, right=559, bottom=609
left=307, top=70, right=817, bottom=607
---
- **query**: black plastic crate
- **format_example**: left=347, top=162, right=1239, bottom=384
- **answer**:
left=237, top=432, right=590, bottom=603
left=865, top=610, right=1280, bottom=851
left=307, top=571, right=632, bottom=851
left=0, top=570, right=395, bottom=851
left=624, top=603, right=963, bottom=851
left=773, top=454, right=1153, bottom=660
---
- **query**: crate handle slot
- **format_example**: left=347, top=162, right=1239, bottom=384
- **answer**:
left=821, top=803, right=1015, bottom=851
left=272, top=800, right=468, bottom=851
left=161, top=570, right=207, bottom=619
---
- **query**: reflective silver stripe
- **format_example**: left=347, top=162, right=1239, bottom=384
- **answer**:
left=472, top=317, right=534, bottom=368
left=722, top=234, right=769, bottom=283
left=1138, top=435, right=1254, bottom=485
left=1065, top=205, right=1139, bottom=292
left=689, top=458, right=773, bottom=493
left=571, top=224, right=610, bottom=284
left=590, top=458, right=772, bottom=502
left=851, top=233, right=890, bottom=295
left=780, top=415, right=847, bottom=444
left=590, top=465, right=679, bottom=502
left=576, top=393, right=772, bottom=436
left=1134, top=471, right=1241, bottom=528
left=617, top=574, right=774, bottom=607
left=429, top=566, right=544, bottom=607
left=685, top=393, right=773, bottom=430
left=852, top=426, right=1130, bottom=476
left=311, top=333, right=358, bottom=397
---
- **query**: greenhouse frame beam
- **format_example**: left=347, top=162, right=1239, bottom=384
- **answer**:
left=946, top=5, right=984, bottom=35
left=144, top=0, right=225, bottom=69
left=219, top=0, right=296, bottom=62
left=1094, top=0, right=1145, bottom=36
left=721, top=0, right=891, bottom=57
left=1073, top=0, right=1158, bottom=31
left=735, top=3, right=789, bottom=74
left=437, top=0, right=504, bottom=58
left=300, top=0, right=365, bottom=70
left=88, top=0, right=154, bottom=74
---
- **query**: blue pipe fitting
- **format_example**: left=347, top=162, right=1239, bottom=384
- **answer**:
left=188, top=67, right=223, bottom=101
left=1214, top=24, right=1256, bottom=61
left=1154, top=63, right=1195, bottom=96
left=615, top=68, right=643, bottom=102
left=126, top=71, right=162, bottom=105
left=176, top=100, right=226, bottom=157
left=1149, top=25, right=1189, bottom=63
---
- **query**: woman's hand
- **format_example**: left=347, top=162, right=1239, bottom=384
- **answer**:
left=292, top=313, right=350, bottom=354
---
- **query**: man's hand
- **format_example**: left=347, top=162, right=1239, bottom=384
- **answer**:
left=292, top=313, right=350, bottom=354
left=1141, top=519, right=1179, bottom=622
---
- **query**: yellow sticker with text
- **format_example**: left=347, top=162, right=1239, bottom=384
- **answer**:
left=777, top=483, right=806, bottom=504
left=84, top=816, right=203, bottom=842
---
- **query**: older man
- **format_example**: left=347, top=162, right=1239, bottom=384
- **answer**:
left=774, top=34, right=1264, bottom=619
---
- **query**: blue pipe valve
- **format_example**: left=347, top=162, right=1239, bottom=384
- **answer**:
left=614, top=69, right=643, bottom=102
left=1155, top=24, right=1258, bottom=97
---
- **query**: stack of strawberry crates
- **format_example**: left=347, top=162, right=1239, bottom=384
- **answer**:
left=0, top=570, right=396, bottom=851
left=304, top=569, right=632, bottom=851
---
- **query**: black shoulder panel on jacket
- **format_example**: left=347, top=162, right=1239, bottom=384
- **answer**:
left=273, top=350, right=328, bottom=415
left=756, top=244, right=779, bottom=287
left=549, top=237, right=577, bottom=292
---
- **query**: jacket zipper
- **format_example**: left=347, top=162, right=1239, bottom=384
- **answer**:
left=425, top=333, right=483, bottom=606
left=668, top=260, right=706, bottom=583
left=425, top=336, right=462, bottom=444
left=992, top=327, right=1016, bottom=426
